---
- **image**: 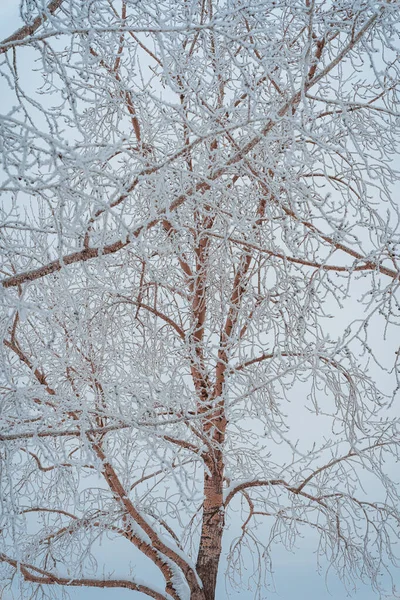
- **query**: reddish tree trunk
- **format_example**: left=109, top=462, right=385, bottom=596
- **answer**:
left=196, top=451, right=225, bottom=600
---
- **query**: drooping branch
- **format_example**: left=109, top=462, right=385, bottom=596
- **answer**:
left=91, top=442, right=203, bottom=598
left=0, top=553, right=168, bottom=600
left=208, top=233, right=399, bottom=278
left=224, top=437, right=400, bottom=507
left=112, top=295, right=186, bottom=339
left=2, top=335, right=197, bottom=599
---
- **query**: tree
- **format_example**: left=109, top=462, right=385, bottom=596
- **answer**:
left=1, top=1, right=400, bottom=598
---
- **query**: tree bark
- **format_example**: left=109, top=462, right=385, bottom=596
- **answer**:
left=196, top=450, right=225, bottom=600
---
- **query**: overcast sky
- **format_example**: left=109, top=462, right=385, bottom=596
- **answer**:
left=1, top=3, right=399, bottom=600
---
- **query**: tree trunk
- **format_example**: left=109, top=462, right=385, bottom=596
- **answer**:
left=196, top=452, right=225, bottom=600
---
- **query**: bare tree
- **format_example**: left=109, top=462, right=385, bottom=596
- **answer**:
left=1, top=1, right=400, bottom=599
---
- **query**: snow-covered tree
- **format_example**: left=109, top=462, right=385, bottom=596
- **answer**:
left=1, top=1, right=400, bottom=599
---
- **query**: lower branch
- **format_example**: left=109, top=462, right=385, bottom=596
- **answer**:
left=0, top=553, right=169, bottom=600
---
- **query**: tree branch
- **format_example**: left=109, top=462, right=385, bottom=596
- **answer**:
left=0, top=553, right=168, bottom=600
left=0, top=0, right=64, bottom=55
left=1, top=8, right=387, bottom=289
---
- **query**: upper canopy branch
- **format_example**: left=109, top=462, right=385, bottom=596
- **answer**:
left=0, top=0, right=64, bottom=55
left=1, top=6, right=390, bottom=289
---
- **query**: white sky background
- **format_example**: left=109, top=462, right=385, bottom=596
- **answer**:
left=0, top=2, right=399, bottom=600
